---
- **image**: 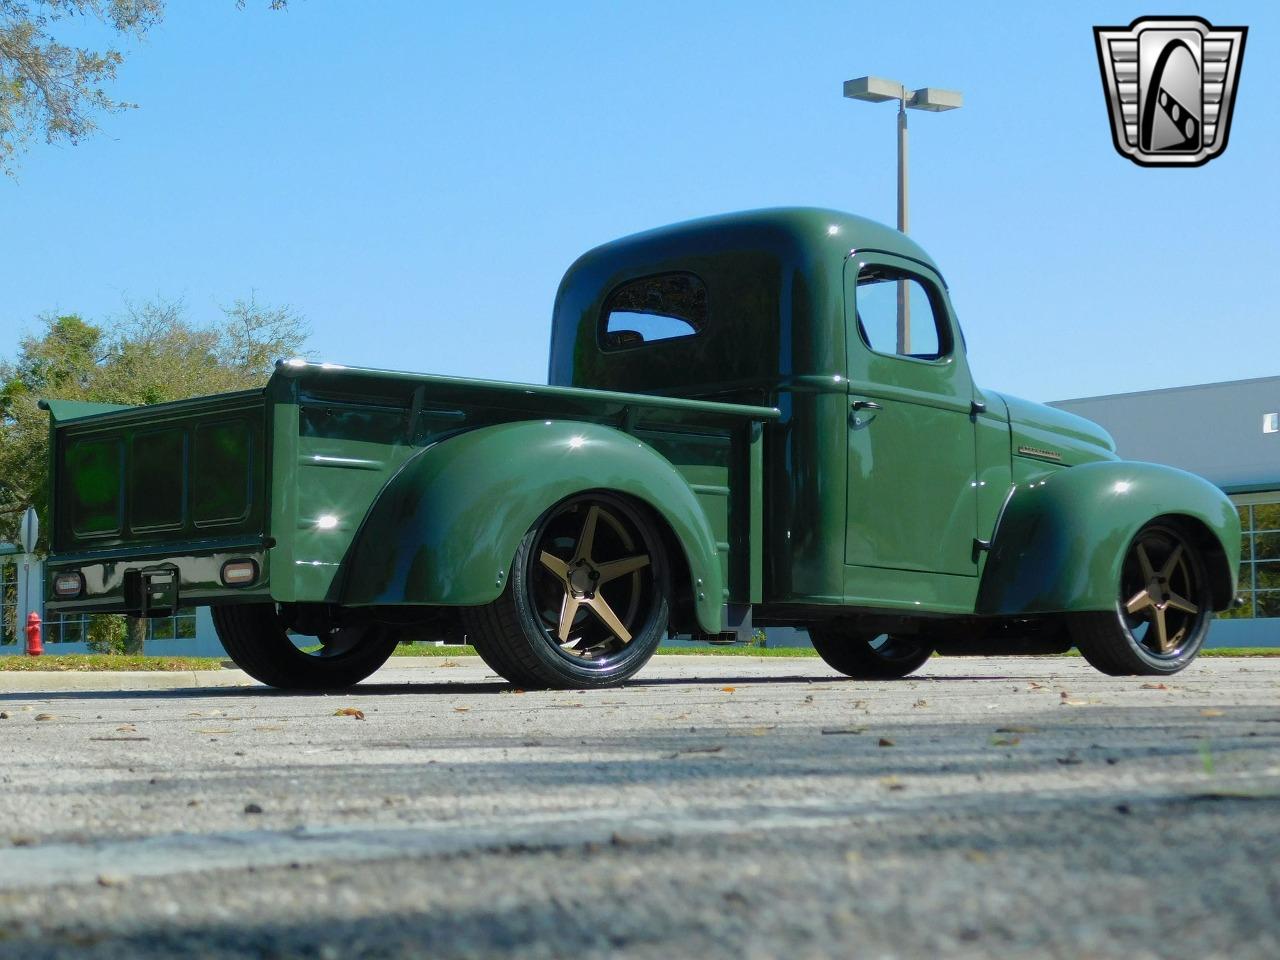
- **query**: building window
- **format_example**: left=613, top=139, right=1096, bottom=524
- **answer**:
left=45, top=611, right=92, bottom=644
left=1223, top=495, right=1280, bottom=620
left=148, top=608, right=198, bottom=641
left=0, top=560, right=16, bottom=647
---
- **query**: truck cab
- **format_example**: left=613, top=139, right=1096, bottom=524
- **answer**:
left=554, top=208, right=1124, bottom=619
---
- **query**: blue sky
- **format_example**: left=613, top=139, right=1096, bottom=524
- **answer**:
left=2, top=1, right=1275, bottom=402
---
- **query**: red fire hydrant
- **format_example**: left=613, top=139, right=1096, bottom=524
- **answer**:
left=25, top=611, right=43, bottom=657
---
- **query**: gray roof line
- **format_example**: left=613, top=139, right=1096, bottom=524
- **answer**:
left=1055, top=372, right=1280, bottom=405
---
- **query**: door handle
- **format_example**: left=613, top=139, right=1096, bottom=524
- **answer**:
left=849, top=398, right=882, bottom=429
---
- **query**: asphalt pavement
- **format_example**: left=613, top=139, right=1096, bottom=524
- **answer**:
left=1, top=654, right=1278, bottom=959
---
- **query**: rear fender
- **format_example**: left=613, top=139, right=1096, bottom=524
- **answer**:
left=976, top=461, right=1240, bottom=616
left=341, top=420, right=726, bottom=633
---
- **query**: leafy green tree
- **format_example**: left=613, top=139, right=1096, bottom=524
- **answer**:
left=0, top=1, right=286, bottom=175
left=0, top=294, right=307, bottom=540
left=0, top=295, right=307, bottom=652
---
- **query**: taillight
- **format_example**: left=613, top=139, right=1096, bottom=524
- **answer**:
left=220, top=559, right=258, bottom=587
left=53, top=572, right=84, bottom=598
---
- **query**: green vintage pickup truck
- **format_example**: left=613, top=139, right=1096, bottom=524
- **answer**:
left=42, top=208, right=1240, bottom=689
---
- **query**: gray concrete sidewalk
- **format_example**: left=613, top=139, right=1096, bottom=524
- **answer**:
left=2, top=656, right=1278, bottom=959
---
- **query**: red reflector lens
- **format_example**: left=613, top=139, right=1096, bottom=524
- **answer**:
left=220, top=560, right=257, bottom=587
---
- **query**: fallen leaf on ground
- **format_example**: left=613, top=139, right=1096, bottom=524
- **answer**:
left=1061, top=700, right=1091, bottom=707
left=995, top=725, right=1039, bottom=734
left=880, top=776, right=905, bottom=791
left=334, top=708, right=365, bottom=720
left=721, top=687, right=736, bottom=693
left=991, top=736, right=1021, bottom=747
left=116, top=725, right=136, bottom=732
left=1140, top=682, right=1169, bottom=690
left=96, top=873, right=128, bottom=888
left=912, top=699, right=929, bottom=708
left=34, top=713, right=56, bottom=721
left=196, top=728, right=232, bottom=734
left=1200, top=709, right=1225, bottom=718
left=453, top=707, right=469, bottom=713
left=878, top=737, right=895, bottom=747
left=749, top=725, right=777, bottom=735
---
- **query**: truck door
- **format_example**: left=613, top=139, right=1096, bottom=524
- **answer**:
left=843, top=254, right=979, bottom=577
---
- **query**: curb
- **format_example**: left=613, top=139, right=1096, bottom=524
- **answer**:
left=0, top=656, right=493, bottom=694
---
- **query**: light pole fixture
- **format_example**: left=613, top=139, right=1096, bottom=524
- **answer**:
left=843, top=76, right=962, bottom=352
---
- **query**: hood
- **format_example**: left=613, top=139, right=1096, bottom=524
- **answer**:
left=989, top=391, right=1118, bottom=466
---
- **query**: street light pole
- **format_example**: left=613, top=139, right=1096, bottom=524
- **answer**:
left=843, top=77, right=962, bottom=353
left=896, top=94, right=910, bottom=350
left=897, top=93, right=908, bottom=236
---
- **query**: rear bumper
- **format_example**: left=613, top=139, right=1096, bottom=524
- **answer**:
left=45, top=539, right=272, bottom=616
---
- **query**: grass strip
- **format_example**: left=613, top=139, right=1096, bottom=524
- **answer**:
left=4, top=645, right=1276, bottom=671
left=0, top=654, right=224, bottom=672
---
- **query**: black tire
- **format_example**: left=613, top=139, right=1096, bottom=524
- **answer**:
left=808, top=623, right=932, bottom=679
left=1071, top=521, right=1213, bottom=676
left=212, top=603, right=401, bottom=690
left=462, top=492, right=670, bottom=690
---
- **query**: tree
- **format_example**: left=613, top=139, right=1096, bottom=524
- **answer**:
left=0, top=1, right=286, bottom=176
left=0, top=295, right=307, bottom=653
left=0, top=295, right=308, bottom=543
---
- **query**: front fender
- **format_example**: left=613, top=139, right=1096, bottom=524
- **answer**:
left=341, top=420, right=727, bottom=634
left=976, top=460, right=1240, bottom=616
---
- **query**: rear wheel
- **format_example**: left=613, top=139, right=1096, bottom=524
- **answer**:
left=808, top=624, right=932, bottom=679
left=1071, top=522, right=1213, bottom=676
left=212, top=603, right=400, bottom=690
left=462, top=492, right=670, bottom=689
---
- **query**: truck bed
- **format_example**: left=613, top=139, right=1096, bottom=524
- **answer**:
left=43, top=362, right=779, bottom=618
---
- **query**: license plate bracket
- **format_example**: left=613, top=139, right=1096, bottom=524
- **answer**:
left=124, top=566, right=180, bottom=617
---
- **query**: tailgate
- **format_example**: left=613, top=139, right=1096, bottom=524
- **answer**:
left=43, top=390, right=271, bottom=614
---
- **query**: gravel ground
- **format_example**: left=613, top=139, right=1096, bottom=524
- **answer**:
left=0, top=655, right=1278, bottom=959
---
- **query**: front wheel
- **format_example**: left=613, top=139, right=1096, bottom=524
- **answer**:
left=462, top=492, right=670, bottom=689
left=213, top=603, right=401, bottom=690
left=808, top=624, right=932, bottom=679
left=1070, top=522, right=1214, bottom=676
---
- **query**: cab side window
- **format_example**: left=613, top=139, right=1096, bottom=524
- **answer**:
left=854, top=265, right=948, bottom=361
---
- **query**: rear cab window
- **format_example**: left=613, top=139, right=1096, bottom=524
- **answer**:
left=600, top=273, right=707, bottom=351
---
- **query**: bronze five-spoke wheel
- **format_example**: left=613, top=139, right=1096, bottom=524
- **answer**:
left=1072, top=522, right=1213, bottom=676
left=463, top=492, right=671, bottom=689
